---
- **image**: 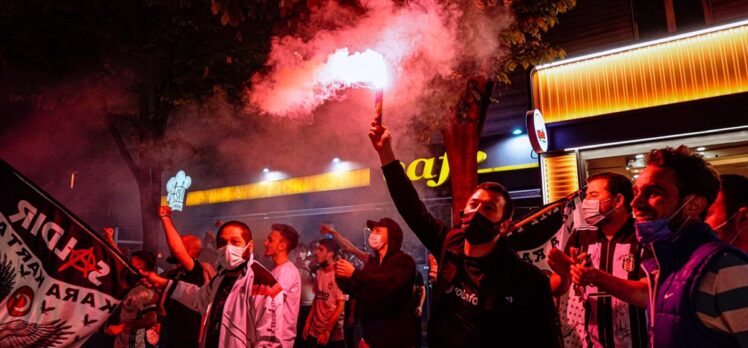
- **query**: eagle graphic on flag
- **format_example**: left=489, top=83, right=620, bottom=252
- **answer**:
left=0, top=159, right=137, bottom=347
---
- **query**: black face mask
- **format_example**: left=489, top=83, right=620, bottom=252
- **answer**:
left=459, top=210, right=473, bottom=228
left=462, top=211, right=502, bottom=244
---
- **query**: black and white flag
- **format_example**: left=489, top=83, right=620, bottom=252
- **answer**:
left=507, top=191, right=590, bottom=271
left=507, top=191, right=592, bottom=348
left=0, top=159, right=136, bottom=347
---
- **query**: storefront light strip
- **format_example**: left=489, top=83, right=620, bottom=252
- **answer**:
left=160, top=168, right=371, bottom=206
left=477, top=162, right=538, bottom=173
left=536, top=19, right=748, bottom=70
left=531, top=20, right=748, bottom=123
left=563, top=125, right=748, bottom=152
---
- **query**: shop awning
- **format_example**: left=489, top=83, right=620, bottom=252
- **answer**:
left=531, top=19, right=748, bottom=123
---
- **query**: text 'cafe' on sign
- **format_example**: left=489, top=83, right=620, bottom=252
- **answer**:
left=400, top=151, right=488, bottom=187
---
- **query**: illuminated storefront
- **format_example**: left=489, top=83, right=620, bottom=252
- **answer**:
left=157, top=133, right=542, bottom=258
left=532, top=19, right=748, bottom=202
left=163, top=139, right=541, bottom=209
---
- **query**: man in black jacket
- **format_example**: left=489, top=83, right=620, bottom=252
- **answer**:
left=367, top=121, right=562, bottom=348
left=334, top=218, right=416, bottom=348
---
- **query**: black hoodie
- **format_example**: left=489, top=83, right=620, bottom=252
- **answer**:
left=336, top=219, right=416, bottom=348
left=381, top=160, right=562, bottom=348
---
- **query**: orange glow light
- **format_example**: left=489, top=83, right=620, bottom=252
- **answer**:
left=532, top=20, right=748, bottom=123
left=542, top=153, right=579, bottom=204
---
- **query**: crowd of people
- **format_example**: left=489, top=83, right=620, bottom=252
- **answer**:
left=91, top=119, right=748, bottom=348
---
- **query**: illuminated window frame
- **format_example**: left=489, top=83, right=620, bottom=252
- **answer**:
left=541, top=152, right=580, bottom=204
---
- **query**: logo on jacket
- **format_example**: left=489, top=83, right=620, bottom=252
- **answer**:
left=622, top=253, right=635, bottom=273
left=448, top=286, right=479, bottom=306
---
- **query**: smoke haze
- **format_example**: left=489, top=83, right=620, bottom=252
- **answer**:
left=248, top=0, right=511, bottom=125
left=0, top=0, right=513, bottom=265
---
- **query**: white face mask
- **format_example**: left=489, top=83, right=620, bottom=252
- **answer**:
left=713, top=212, right=747, bottom=245
left=368, top=233, right=384, bottom=251
left=582, top=198, right=614, bottom=226
left=216, top=244, right=249, bottom=270
left=713, top=212, right=736, bottom=233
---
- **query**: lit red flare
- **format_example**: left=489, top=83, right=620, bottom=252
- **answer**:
left=374, top=89, right=384, bottom=126
left=317, top=48, right=389, bottom=125
left=317, top=48, right=389, bottom=89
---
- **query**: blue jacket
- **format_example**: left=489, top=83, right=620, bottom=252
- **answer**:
left=642, top=222, right=746, bottom=347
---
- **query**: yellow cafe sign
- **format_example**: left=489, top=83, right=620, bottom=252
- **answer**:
left=163, top=150, right=537, bottom=206
left=401, top=151, right=487, bottom=187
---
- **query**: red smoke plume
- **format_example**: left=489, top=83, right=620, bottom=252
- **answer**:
left=248, top=0, right=509, bottom=119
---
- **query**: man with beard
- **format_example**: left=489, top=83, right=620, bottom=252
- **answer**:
left=625, top=146, right=748, bottom=346
left=141, top=221, right=283, bottom=348
left=705, top=174, right=748, bottom=252
left=548, top=173, right=649, bottom=347
left=367, top=121, right=561, bottom=347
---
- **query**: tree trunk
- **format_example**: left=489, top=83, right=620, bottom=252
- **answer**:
left=441, top=76, right=494, bottom=223
left=135, top=166, right=163, bottom=253
left=107, top=111, right=166, bottom=254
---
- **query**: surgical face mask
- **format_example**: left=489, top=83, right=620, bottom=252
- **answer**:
left=712, top=212, right=737, bottom=233
left=216, top=244, right=249, bottom=270
left=464, top=211, right=502, bottom=245
left=713, top=212, right=746, bottom=245
left=581, top=198, right=614, bottom=226
left=635, top=196, right=694, bottom=245
left=368, top=233, right=384, bottom=251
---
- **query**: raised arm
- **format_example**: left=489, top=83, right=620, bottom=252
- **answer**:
left=320, top=224, right=369, bottom=263
left=159, top=206, right=195, bottom=271
left=368, top=121, right=451, bottom=255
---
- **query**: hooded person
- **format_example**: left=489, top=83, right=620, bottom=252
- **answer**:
left=367, top=120, right=562, bottom=348
left=141, top=221, right=284, bottom=348
left=334, top=218, right=416, bottom=348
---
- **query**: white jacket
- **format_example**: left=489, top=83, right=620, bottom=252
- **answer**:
left=167, top=256, right=284, bottom=348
